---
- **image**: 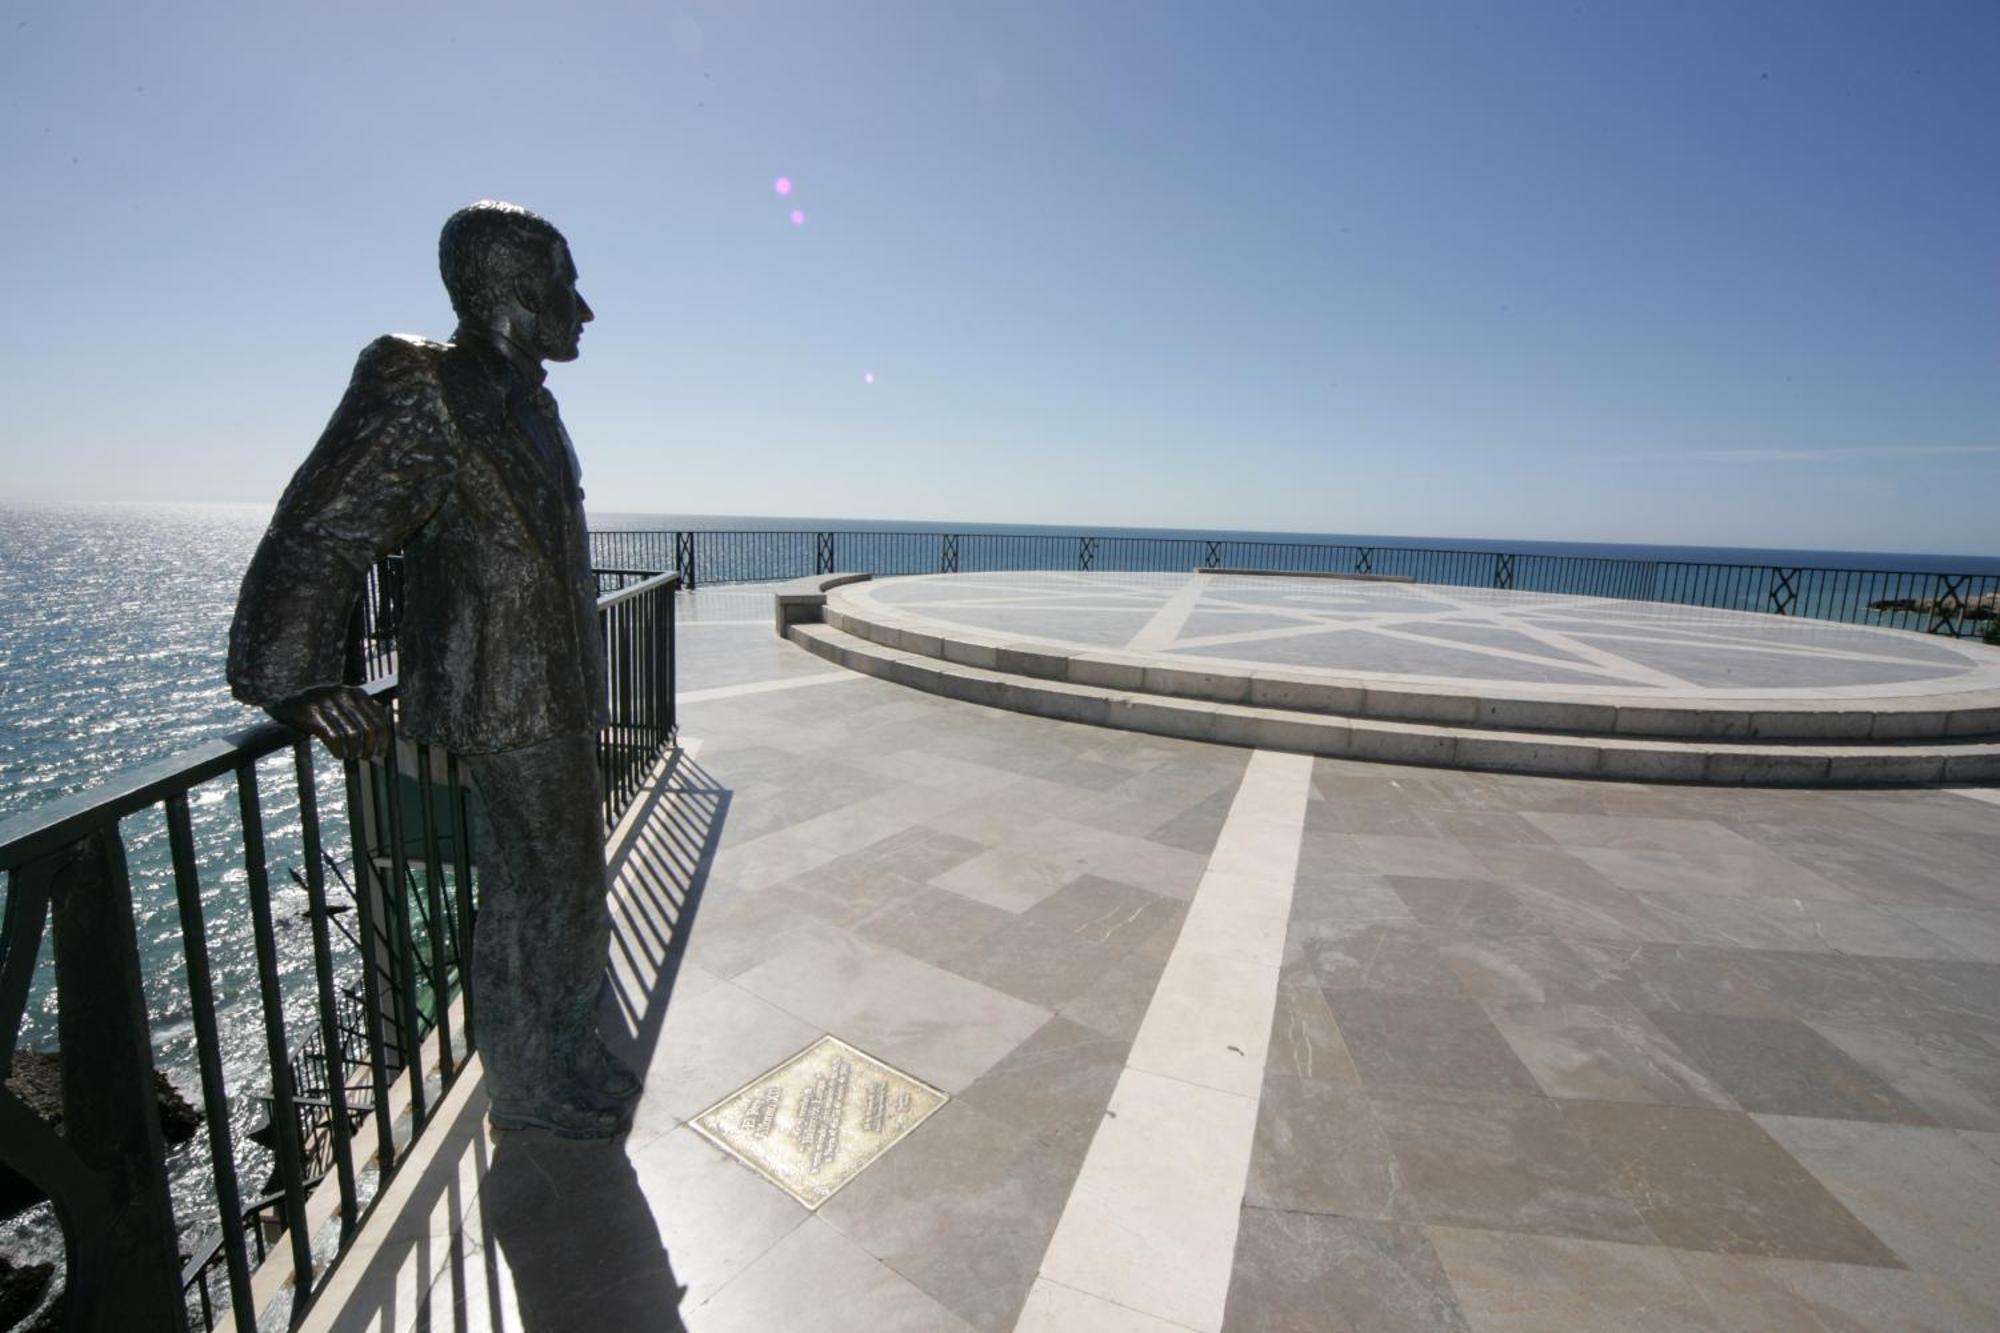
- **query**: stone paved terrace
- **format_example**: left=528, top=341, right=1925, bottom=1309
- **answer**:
left=304, top=585, right=2000, bottom=1333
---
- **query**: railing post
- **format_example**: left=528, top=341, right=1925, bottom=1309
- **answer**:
left=25, top=830, right=187, bottom=1331
left=1769, top=568, right=1799, bottom=617
left=1928, top=574, right=1967, bottom=636
left=1356, top=547, right=1375, bottom=576
left=1493, top=553, right=1515, bottom=590
left=676, top=532, right=700, bottom=588
left=941, top=534, right=960, bottom=574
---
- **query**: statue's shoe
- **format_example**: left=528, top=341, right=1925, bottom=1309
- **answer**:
left=488, top=1087, right=633, bottom=1140
left=574, top=1032, right=643, bottom=1106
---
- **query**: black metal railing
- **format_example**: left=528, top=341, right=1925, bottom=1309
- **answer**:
left=591, top=528, right=2000, bottom=637
left=0, top=570, right=679, bottom=1332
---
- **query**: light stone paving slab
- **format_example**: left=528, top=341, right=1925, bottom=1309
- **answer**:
left=732, top=928, right=1051, bottom=1095
left=1032, top=1068, right=1260, bottom=1333
left=1016, top=1279, right=1196, bottom=1332
left=1021, top=750, right=1313, bottom=1333
left=677, top=669, right=861, bottom=703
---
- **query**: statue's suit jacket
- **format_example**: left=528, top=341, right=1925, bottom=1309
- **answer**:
left=229, top=333, right=608, bottom=755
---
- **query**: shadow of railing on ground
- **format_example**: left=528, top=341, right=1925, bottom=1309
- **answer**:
left=307, top=748, right=729, bottom=1333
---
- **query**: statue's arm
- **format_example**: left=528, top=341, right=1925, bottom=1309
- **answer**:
left=228, top=336, right=456, bottom=759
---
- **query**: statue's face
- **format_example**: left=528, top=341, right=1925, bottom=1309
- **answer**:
left=529, top=238, right=594, bottom=363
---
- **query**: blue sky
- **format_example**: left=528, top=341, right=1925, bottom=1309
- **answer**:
left=3, top=2, right=1996, bottom=554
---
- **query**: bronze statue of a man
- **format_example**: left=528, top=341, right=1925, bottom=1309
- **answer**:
left=228, top=202, right=639, bottom=1138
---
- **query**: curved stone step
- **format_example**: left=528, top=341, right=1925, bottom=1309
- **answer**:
left=818, top=598, right=2000, bottom=745
left=788, top=621, right=2000, bottom=787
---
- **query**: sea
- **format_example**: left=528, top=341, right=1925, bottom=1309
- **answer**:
left=1, top=498, right=1997, bottom=1297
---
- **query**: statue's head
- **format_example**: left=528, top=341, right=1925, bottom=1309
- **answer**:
left=439, top=201, right=593, bottom=364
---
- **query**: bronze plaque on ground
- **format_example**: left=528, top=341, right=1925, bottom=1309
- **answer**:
left=691, top=1036, right=947, bottom=1208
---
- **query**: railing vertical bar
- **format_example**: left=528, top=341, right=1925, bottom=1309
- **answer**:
left=291, top=743, right=359, bottom=1241
left=338, top=759, right=397, bottom=1173
left=414, top=743, right=454, bottom=1083
left=445, top=753, right=478, bottom=1055
left=378, top=733, right=427, bottom=1128
left=235, top=760, right=317, bottom=1304
left=165, top=793, right=257, bottom=1332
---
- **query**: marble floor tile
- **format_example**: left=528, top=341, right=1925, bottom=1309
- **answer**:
left=1055, top=918, right=1182, bottom=1044
left=1431, top=810, right=1560, bottom=846
left=1901, top=907, right=2000, bottom=964
left=945, top=881, right=1181, bottom=1009
left=819, top=1103, right=1079, bottom=1332
left=626, top=1127, right=811, bottom=1308
left=956, top=1015, right=1129, bottom=1159
left=1015, top=1279, right=1193, bottom=1332
left=1810, top=1022, right=2000, bottom=1132
left=1222, top=1209, right=1469, bottom=1333
left=1142, top=785, right=1236, bottom=854
left=1127, top=948, right=1281, bottom=1098
left=1299, top=921, right=1469, bottom=997
left=1621, top=890, right=1969, bottom=957
left=677, top=880, right=852, bottom=981
left=1558, top=1101, right=1900, bottom=1264
left=1244, top=1075, right=1406, bottom=1219
left=1569, top=942, right=1879, bottom=1024
left=1565, top=844, right=1857, bottom=905
left=1337, top=832, right=1490, bottom=879
left=1312, top=797, right=1448, bottom=838
left=731, top=928, right=1049, bottom=1094
left=854, top=884, right=1016, bottom=972
left=1387, top=876, right=1548, bottom=935
left=1005, top=815, right=1213, bottom=900
left=1426, top=1226, right=1722, bottom=1332
left=688, top=1215, right=977, bottom=1333
left=1327, top=992, right=1540, bottom=1094
left=1435, top=932, right=1631, bottom=1006
left=1670, top=1251, right=2000, bottom=1332
left=623, top=978, right=824, bottom=1134
left=1520, top=811, right=1765, bottom=856
left=1483, top=1003, right=1736, bottom=1109
left=1288, top=871, right=1419, bottom=929
left=1365, top=1088, right=1653, bottom=1244
left=929, top=844, right=1084, bottom=913
left=1038, top=1068, right=1259, bottom=1332
left=1265, top=981, right=1358, bottom=1082
left=1177, top=869, right=1296, bottom=966
left=1644, top=1012, right=1936, bottom=1124
left=1754, top=1115, right=2000, bottom=1304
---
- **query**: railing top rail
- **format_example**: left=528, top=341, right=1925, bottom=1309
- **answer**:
left=0, top=569, right=686, bottom=873
left=593, top=570, right=681, bottom=610
left=0, top=679, right=398, bottom=873
left=592, top=527, right=1996, bottom=584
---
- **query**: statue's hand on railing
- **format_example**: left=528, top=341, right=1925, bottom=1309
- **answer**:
left=266, top=685, right=392, bottom=762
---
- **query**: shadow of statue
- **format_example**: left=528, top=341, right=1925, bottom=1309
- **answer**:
left=413, top=747, right=729, bottom=1332
left=460, top=1130, right=688, bottom=1333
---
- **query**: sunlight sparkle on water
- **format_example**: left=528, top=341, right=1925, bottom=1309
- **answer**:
left=790, top=209, right=806, bottom=226
left=863, top=371, right=875, bottom=385
left=774, top=176, right=792, bottom=196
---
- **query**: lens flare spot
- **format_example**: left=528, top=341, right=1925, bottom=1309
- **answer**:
left=774, top=176, right=793, bottom=196
left=790, top=209, right=806, bottom=226
left=863, top=371, right=875, bottom=385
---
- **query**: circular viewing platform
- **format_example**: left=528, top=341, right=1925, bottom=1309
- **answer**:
left=787, top=571, right=2000, bottom=786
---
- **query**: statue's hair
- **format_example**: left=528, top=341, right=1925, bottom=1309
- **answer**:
left=438, top=201, right=566, bottom=321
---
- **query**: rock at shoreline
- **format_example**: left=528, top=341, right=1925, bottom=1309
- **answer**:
left=1868, top=591, right=2000, bottom=620
left=0, top=1255, right=63, bottom=1332
left=1, top=1051, right=202, bottom=1217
